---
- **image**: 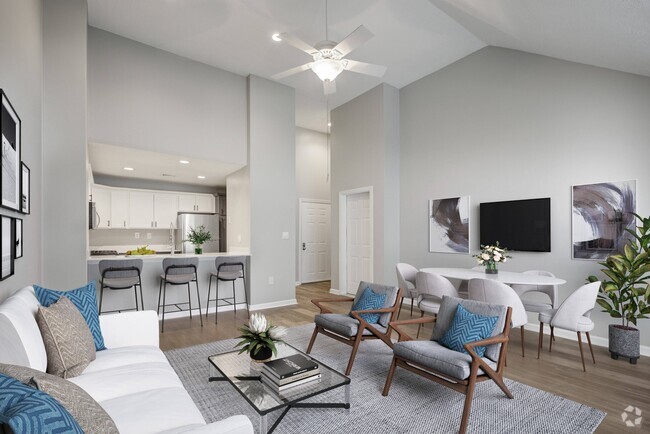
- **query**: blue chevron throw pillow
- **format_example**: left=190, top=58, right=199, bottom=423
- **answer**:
left=34, top=282, right=106, bottom=351
left=439, top=304, right=498, bottom=358
left=0, top=373, right=84, bottom=434
left=350, top=287, right=386, bottom=324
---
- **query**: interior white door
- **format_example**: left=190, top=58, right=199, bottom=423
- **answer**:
left=346, top=192, right=372, bottom=295
left=300, top=201, right=331, bottom=283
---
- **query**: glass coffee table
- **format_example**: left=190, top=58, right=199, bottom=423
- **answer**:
left=208, top=342, right=350, bottom=433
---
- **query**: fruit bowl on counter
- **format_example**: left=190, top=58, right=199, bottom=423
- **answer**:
left=125, top=246, right=157, bottom=256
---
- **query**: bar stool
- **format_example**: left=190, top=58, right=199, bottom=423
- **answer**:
left=157, top=257, right=203, bottom=332
left=98, top=259, right=144, bottom=314
left=205, top=256, right=248, bottom=324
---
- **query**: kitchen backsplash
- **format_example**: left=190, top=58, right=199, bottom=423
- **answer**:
left=89, top=229, right=172, bottom=249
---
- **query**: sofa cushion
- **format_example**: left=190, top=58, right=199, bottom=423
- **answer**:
left=0, top=287, right=47, bottom=371
left=36, top=297, right=96, bottom=379
left=83, top=345, right=169, bottom=374
left=394, top=340, right=497, bottom=380
left=0, top=363, right=118, bottom=434
left=35, top=282, right=106, bottom=351
left=438, top=304, right=498, bottom=358
left=0, top=373, right=84, bottom=434
left=315, top=314, right=388, bottom=337
left=98, top=387, right=205, bottom=434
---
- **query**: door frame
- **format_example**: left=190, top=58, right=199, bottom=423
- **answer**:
left=338, top=186, right=373, bottom=295
left=298, top=198, right=331, bottom=284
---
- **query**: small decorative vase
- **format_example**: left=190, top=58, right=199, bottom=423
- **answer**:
left=250, top=346, right=273, bottom=362
left=485, top=261, right=498, bottom=274
left=194, top=246, right=203, bottom=254
left=609, top=324, right=640, bottom=364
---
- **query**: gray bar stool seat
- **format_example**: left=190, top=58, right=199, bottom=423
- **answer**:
left=98, top=259, right=144, bottom=314
left=157, top=257, right=203, bottom=332
left=205, top=256, right=249, bottom=323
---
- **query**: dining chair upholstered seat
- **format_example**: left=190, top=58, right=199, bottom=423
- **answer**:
left=415, top=271, right=458, bottom=338
left=101, top=276, right=140, bottom=289
left=396, top=263, right=418, bottom=318
left=158, top=273, right=195, bottom=284
left=538, top=309, right=594, bottom=332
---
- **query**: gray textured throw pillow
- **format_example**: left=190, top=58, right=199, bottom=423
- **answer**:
left=35, top=296, right=96, bottom=378
left=0, top=363, right=119, bottom=434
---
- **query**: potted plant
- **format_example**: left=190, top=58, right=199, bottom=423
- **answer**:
left=184, top=225, right=213, bottom=254
left=473, top=242, right=511, bottom=274
left=588, top=213, right=650, bottom=364
left=235, top=313, right=287, bottom=362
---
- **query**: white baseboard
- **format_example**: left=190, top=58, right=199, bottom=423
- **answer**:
left=295, top=281, right=301, bottom=286
left=329, top=288, right=341, bottom=295
left=249, top=299, right=297, bottom=311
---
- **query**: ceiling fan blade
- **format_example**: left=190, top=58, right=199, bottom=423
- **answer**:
left=279, top=32, right=319, bottom=56
left=271, top=63, right=312, bottom=80
left=344, top=59, right=387, bottom=78
left=333, top=25, right=373, bottom=57
left=323, top=79, right=336, bottom=95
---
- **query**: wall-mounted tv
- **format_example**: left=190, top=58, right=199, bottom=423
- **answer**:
left=480, top=198, right=551, bottom=252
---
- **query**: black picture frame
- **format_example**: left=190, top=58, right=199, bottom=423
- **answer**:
left=0, top=90, right=21, bottom=212
left=20, top=162, right=30, bottom=214
left=1, top=215, right=15, bottom=280
left=15, top=217, right=22, bottom=259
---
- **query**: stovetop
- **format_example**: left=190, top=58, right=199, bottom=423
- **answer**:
left=90, top=250, right=119, bottom=256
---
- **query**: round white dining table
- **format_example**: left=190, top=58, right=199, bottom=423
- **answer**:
left=419, top=268, right=566, bottom=286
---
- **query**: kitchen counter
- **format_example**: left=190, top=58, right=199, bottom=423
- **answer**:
left=88, top=252, right=247, bottom=264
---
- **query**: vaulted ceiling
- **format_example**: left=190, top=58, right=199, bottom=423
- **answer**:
left=88, top=0, right=650, bottom=133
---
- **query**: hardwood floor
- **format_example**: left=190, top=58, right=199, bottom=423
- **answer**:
left=160, top=281, right=648, bottom=433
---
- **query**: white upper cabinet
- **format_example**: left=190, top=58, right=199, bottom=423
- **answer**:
left=92, top=186, right=111, bottom=229
left=195, top=194, right=215, bottom=212
left=129, top=191, right=155, bottom=228
left=178, top=194, right=196, bottom=212
left=178, top=194, right=215, bottom=213
left=154, top=193, right=179, bottom=229
left=111, top=190, right=130, bottom=229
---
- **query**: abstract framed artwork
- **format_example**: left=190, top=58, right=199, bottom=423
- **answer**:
left=0, top=90, right=21, bottom=212
left=20, top=162, right=30, bottom=214
left=1, top=215, right=14, bottom=280
left=429, top=196, right=470, bottom=254
left=572, top=180, right=636, bottom=260
left=15, top=217, right=22, bottom=259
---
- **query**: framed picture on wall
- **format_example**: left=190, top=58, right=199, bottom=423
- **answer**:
left=1, top=215, right=14, bottom=280
left=15, top=218, right=22, bottom=259
left=0, top=90, right=21, bottom=212
left=429, top=196, right=470, bottom=254
left=21, top=162, right=30, bottom=214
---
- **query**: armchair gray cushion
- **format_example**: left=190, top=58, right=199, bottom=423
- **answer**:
left=352, top=281, right=399, bottom=327
left=394, top=340, right=497, bottom=380
left=315, top=313, right=388, bottom=337
left=431, top=296, right=507, bottom=362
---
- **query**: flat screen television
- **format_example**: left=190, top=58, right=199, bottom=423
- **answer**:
left=480, top=198, right=551, bottom=252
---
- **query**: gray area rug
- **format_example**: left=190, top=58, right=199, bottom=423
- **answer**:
left=165, top=324, right=605, bottom=433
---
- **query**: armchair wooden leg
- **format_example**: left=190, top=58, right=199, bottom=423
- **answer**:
left=397, top=298, right=405, bottom=320
left=520, top=326, right=525, bottom=357
left=549, top=326, right=554, bottom=352
left=410, top=298, right=414, bottom=317
left=306, top=327, right=319, bottom=354
left=416, top=311, right=424, bottom=339
left=537, top=322, right=544, bottom=359
left=459, top=363, right=480, bottom=434
left=577, top=332, right=586, bottom=372
left=586, top=332, right=596, bottom=364
left=345, top=338, right=363, bottom=376
left=382, top=357, right=398, bottom=396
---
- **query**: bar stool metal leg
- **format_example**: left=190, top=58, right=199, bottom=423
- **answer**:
left=232, top=281, right=237, bottom=314
left=161, top=281, right=167, bottom=333
left=134, top=286, right=139, bottom=311
left=157, top=279, right=162, bottom=316
left=99, top=283, right=105, bottom=315
left=242, top=274, right=249, bottom=318
left=195, top=278, right=203, bottom=327
left=187, top=283, right=193, bottom=319
left=215, top=278, right=220, bottom=324
left=206, top=274, right=213, bottom=319
left=139, top=277, right=145, bottom=311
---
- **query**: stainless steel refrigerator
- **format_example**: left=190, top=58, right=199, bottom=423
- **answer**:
left=177, top=213, right=221, bottom=253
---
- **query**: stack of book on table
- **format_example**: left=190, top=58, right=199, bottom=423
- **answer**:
left=261, top=354, right=320, bottom=392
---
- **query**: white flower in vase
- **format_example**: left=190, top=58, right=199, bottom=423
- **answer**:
left=248, top=313, right=268, bottom=334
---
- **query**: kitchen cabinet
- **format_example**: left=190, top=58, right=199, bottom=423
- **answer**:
left=195, top=195, right=214, bottom=212
left=178, top=194, right=215, bottom=213
left=178, top=194, right=196, bottom=212
left=129, top=191, right=155, bottom=228
left=92, top=186, right=111, bottom=229
left=110, top=190, right=130, bottom=229
left=154, top=193, right=179, bottom=229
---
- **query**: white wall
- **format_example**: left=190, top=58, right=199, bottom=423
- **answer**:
left=87, top=27, right=247, bottom=165
left=226, top=166, right=250, bottom=253
left=0, top=0, right=42, bottom=300
left=248, top=76, right=296, bottom=306
left=330, top=84, right=400, bottom=292
left=400, top=47, right=650, bottom=346
left=42, top=0, right=88, bottom=289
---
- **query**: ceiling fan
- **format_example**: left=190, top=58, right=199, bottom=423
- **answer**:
left=271, top=7, right=386, bottom=95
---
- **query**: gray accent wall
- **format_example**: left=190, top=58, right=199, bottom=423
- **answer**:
left=400, top=47, right=650, bottom=346
left=42, top=0, right=88, bottom=289
left=0, top=0, right=43, bottom=301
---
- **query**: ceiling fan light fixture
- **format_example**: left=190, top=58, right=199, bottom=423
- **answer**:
left=310, top=58, right=344, bottom=82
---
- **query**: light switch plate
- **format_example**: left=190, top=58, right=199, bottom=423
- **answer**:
left=147, top=233, right=152, bottom=239
left=134, top=232, right=140, bottom=239
left=281, top=232, right=289, bottom=240
left=268, top=276, right=274, bottom=285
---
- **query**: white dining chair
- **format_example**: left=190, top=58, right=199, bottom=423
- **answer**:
left=456, top=266, right=484, bottom=298
left=396, top=263, right=418, bottom=319
left=414, top=271, right=458, bottom=338
left=537, top=281, right=601, bottom=371
left=468, top=278, right=528, bottom=357
left=511, top=270, right=559, bottom=313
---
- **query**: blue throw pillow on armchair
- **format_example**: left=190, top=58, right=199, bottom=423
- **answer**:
left=34, top=282, right=106, bottom=351
left=439, top=304, right=498, bottom=358
left=350, top=287, right=386, bottom=324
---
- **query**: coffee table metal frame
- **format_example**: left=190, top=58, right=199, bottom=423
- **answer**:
left=208, top=342, right=350, bottom=433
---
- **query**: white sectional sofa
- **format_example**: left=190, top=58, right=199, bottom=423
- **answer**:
left=0, top=287, right=253, bottom=434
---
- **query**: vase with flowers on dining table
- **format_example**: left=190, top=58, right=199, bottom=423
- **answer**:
left=474, top=242, right=511, bottom=274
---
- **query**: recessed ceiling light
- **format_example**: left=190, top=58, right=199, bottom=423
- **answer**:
left=123, top=167, right=134, bottom=171
left=197, top=175, right=206, bottom=179
left=272, top=33, right=282, bottom=42
left=327, top=122, right=331, bottom=127
left=179, top=160, right=190, bottom=164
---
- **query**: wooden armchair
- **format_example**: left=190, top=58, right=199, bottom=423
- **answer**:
left=306, top=281, right=403, bottom=376
left=382, top=296, right=513, bottom=434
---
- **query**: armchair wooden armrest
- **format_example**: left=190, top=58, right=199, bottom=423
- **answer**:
left=388, top=316, right=437, bottom=342
left=464, top=333, right=509, bottom=352
left=311, top=297, right=354, bottom=314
